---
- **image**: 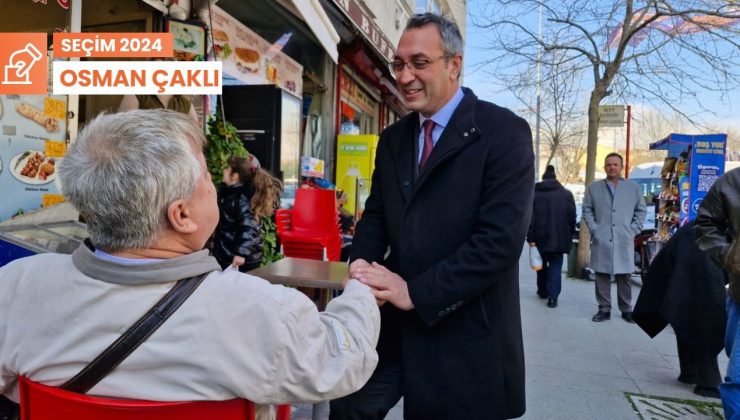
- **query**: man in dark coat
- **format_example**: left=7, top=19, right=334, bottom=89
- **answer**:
left=527, top=165, right=576, bottom=308
left=329, top=13, right=533, bottom=420
left=634, top=222, right=726, bottom=399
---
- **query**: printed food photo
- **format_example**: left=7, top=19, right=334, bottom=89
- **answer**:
left=10, top=151, right=56, bottom=184
left=15, top=103, right=60, bottom=133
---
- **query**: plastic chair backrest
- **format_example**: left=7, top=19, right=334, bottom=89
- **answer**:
left=18, top=377, right=254, bottom=420
left=274, top=209, right=293, bottom=235
left=291, top=189, right=338, bottom=233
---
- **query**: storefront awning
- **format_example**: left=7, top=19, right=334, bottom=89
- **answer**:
left=289, top=0, right=340, bottom=63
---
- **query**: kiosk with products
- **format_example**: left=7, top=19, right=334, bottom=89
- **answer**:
left=644, top=133, right=726, bottom=263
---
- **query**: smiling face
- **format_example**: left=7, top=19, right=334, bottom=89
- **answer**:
left=394, top=24, right=462, bottom=117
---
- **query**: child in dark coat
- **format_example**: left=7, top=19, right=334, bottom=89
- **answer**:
left=213, top=155, right=281, bottom=272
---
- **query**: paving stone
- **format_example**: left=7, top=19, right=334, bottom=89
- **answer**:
left=311, top=246, right=729, bottom=419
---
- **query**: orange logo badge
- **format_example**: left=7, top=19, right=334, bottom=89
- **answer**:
left=0, top=33, right=48, bottom=94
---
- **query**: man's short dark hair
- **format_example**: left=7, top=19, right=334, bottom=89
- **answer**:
left=605, top=152, right=623, bottom=165
left=405, top=13, right=463, bottom=57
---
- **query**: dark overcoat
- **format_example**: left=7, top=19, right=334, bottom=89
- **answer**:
left=527, top=179, right=576, bottom=254
left=634, top=223, right=726, bottom=356
left=352, top=88, right=534, bottom=419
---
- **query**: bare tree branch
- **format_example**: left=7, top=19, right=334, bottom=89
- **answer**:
left=471, top=0, right=740, bottom=276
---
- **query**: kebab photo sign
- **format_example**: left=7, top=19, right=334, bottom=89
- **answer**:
left=0, top=30, right=223, bottom=221
left=208, top=6, right=302, bottom=97
left=0, top=93, right=68, bottom=221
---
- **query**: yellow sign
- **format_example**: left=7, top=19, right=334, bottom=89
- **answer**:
left=336, top=134, right=379, bottom=216
left=44, top=140, right=67, bottom=158
left=44, top=97, right=67, bottom=120
left=42, top=194, right=65, bottom=207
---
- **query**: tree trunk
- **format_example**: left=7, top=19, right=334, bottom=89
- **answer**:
left=575, top=88, right=606, bottom=278
left=545, top=143, right=556, bottom=169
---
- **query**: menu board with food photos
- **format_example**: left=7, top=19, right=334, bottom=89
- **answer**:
left=209, top=6, right=303, bottom=98
left=0, top=94, right=67, bottom=221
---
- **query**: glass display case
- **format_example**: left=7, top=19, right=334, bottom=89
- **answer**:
left=38, top=221, right=88, bottom=242
left=0, top=222, right=87, bottom=266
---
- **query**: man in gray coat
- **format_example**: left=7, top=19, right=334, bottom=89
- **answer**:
left=583, top=152, right=647, bottom=323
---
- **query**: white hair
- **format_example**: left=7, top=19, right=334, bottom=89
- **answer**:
left=59, top=109, right=204, bottom=251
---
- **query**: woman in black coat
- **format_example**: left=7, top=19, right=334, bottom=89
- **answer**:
left=526, top=165, right=577, bottom=308
left=634, top=222, right=727, bottom=398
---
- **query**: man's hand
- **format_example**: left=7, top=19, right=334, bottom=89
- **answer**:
left=354, top=262, right=414, bottom=311
left=231, top=255, right=245, bottom=268
left=349, top=258, right=371, bottom=278
left=348, top=259, right=386, bottom=306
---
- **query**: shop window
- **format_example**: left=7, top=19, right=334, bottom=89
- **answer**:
left=431, top=0, right=441, bottom=14
left=382, top=103, right=401, bottom=130
left=340, top=70, right=379, bottom=135
left=415, top=0, right=442, bottom=14
left=341, top=102, right=361, bottom=135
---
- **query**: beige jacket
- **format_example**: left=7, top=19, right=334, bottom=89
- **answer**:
left=0, top=244, right=379, bottom=404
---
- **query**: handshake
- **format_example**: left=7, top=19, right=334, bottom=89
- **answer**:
left=348, top=259, right=414, bottom=310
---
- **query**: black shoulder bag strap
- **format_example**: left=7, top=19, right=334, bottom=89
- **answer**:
left=60, top=272, right=208, bottom=394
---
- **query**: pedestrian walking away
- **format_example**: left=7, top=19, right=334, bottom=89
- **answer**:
left=527, top=165, right=576, bottom=309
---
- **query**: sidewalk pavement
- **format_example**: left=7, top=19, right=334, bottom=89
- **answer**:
left=294, top=245, right=727, bottom=419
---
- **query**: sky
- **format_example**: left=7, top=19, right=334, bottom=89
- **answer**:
left=461, top=1, right=740, bottom=139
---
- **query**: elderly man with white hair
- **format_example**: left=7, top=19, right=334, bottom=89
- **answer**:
left=0, top=110, right=380, bottom=408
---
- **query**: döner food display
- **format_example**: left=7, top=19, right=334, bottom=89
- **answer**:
left=208, top=6, right=302, bottom=97
left=0, top=95, right=67, bottom=221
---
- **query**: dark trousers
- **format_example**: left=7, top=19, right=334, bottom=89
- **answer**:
left=677, top=335, right=721, bottom=388
left=595, top=272, right=632, bottom=313
left=330, top=356, right=403, bottom=420
left=536, top=251, right=564, bottom=299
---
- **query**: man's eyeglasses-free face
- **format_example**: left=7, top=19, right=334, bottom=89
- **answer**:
left=389, top=54, right=454, bottom=74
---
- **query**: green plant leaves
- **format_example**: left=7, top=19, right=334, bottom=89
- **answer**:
left=260, top=216, right=283, bottom=265
left=204, top=109, right=248, bottom=186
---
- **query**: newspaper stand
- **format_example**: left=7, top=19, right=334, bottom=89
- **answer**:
left=644, top=133, right=727, bottom=265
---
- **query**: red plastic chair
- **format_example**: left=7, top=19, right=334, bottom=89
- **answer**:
left=276, top=188, right=341, bottom=261
left=18, top=377, right=291, bottom=420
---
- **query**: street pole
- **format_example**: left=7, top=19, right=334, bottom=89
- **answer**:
left=535, top=3, right=542, bottom=181
left=625, top=105, right=631, bottom=178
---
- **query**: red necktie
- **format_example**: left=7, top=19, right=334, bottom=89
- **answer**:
left=419, top=119, right=435, bottom=171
